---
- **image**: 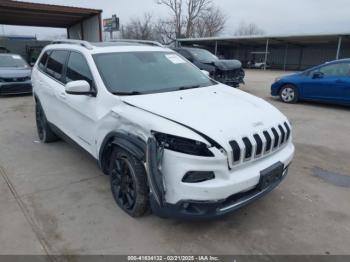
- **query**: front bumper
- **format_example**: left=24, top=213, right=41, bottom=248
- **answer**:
left=271, top=82, right=282, bottom=96
left=152, top=166, right=289, bottom=220
left=0, top=81, right=32, bottom=95
left=150, top=141, right=294, bottom=219
left=213, top=76, right=245, bottom=88
left=211, top=69, right=245, bottom=87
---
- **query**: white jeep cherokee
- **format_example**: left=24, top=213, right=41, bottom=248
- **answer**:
left=32, top=40, right=294, bottom=219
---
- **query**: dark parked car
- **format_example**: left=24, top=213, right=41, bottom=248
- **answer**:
left=271, top=59, right=350, bottom=105
left=0, top=47, right=10, bottom=53
left=173, top=47, right=245, bottom=87
left=0, top=54, right=32, bottom=95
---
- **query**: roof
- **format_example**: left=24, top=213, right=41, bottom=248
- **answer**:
left=177, top=33, right=350, bottom=46
left=0, top=34, right=37, bottom=40
left=43, top=40, right=170, bottom=54
left=0, top=0, right=102, bottom=28
left=173, top=47, right=202, bottom=50
left=48, top=40, right=165, bottom=50
left=92, top=42, right=146, bottom=47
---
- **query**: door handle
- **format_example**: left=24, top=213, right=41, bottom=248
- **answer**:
left=336, top=79, right=346, bottom=84
left=59, top=92, right=67, bottom=100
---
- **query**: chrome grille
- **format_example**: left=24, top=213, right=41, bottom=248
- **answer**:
left=229, top=122, right=291, bottom=166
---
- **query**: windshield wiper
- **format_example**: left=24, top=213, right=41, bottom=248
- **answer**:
left=112, top=91, right=143, bottom=96
left=177, top=85, right=202, bottom=91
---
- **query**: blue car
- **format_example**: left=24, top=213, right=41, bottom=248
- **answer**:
left=271, top=59, right=350, bottom=105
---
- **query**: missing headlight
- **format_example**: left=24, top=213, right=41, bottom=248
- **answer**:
left=153, top=131, right=214, bottom=157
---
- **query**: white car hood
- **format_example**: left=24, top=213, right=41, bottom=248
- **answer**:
left=122, top=84, right=288, bottom=150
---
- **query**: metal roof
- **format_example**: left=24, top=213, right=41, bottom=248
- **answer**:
left=0, top=0, right=102, bottom=28
left=177, top=33, right=350, bottom=46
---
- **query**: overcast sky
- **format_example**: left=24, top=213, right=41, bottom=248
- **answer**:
left=1, top=0, right=349, bottom=39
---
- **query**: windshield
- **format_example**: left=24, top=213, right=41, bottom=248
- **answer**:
left=0, top=55, right=28, bottom=68
left=188, top=48, right=218, bottom=63
left=93, top=51, right=215, bottom=95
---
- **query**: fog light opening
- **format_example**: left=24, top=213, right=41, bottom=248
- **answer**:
left=182, top=171, right=215, bottom=183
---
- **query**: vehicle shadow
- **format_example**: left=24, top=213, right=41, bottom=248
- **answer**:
left=267, top=96, right=350, bottom=112
left=0, top=93, right=33, bottom=99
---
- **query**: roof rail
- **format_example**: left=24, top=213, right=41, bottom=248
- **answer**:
left=109, top=39, right=164, bottom=48
left=51, top=39, right=94, bottom=50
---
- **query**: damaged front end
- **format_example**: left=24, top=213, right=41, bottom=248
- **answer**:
left=208, top=60, right=245, bottom=88
left=146, top=137, right=165, bottom=208
left=145, top=133, right=218, bottom=218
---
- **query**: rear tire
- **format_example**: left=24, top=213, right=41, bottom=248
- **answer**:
left=279, top=84, right=299, bottom=103
left=109, top=147, right=149, bottom=217
left=35, top=102, right=59, bottom=143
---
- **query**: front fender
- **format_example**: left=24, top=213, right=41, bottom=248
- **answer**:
left=98, top=132, right=146, bottom=174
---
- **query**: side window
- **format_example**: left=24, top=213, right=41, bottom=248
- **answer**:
left=65, top=52, right=94, bottom=87
left=319, top=63, right=350, bottom=77
left=38, top=51, right=50, bottom=70
left=336, top=63, right=350, bottom=77
left=178, top=50, right=192, bottom=61
left=46, top=50, right=69, bottom=82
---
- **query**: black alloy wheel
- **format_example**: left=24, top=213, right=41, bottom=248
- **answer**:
left=109, top=148, right=149, bottom=217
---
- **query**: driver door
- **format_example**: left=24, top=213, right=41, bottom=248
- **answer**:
left=301, top=63, right=344, bottom=102
left=60, top=51, right=99, bottom=156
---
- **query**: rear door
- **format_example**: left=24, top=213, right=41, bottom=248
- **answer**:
left=38, top=50, right=69, bottom=128
left=330, top=62, right=350, bottom=104
left=33, top=51, right=51, bottom=111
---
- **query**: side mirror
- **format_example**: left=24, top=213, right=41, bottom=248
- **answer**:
left=312, top=72, right=324, bottom=79
left=201, top=70, right=210, bottom=77
left=65, top=80, right=93, bottom=95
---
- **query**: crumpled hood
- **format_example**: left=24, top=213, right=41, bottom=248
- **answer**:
left=204, top=60, right=242, bottom=71
left=0, top=68, right=31, bottom=78
left=121, top=84, right=288, bottom=150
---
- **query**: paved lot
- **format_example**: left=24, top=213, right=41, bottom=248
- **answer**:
left=0, top=70, right=349, bottom=255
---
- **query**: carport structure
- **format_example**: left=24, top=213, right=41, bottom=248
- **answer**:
left=0, top=0, right=102, bottom=42
left=177, top=33, right=350, bottom=71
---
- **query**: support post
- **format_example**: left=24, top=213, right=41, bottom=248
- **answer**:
left=283, top=43, right=289, bottom=71
left=98, top=13, right=103, bottom=42
left=336, top=36, right=342, bottom=60
left=264, top=39, right=269, bottom=70
left=215, top=41, right=218, bottom=56
left=298, top=47, right=304, bottom=71
left=80, top=22, right=84, bottom=40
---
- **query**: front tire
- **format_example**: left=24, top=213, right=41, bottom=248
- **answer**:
left=279, top=84, right=299, bottom=103
left=109, top=147, right=149, bottom=217
left=35, top=102, right=59, bottom=143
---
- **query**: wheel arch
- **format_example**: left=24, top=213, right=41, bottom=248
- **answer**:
left=98, top=131, right=147, bottom=175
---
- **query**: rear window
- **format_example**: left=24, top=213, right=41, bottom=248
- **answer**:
left=38, top=51, right=50, bottom=70
left=0, top=54, right=28, bottom=68
left=46, top=50, right=69, bottom=81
